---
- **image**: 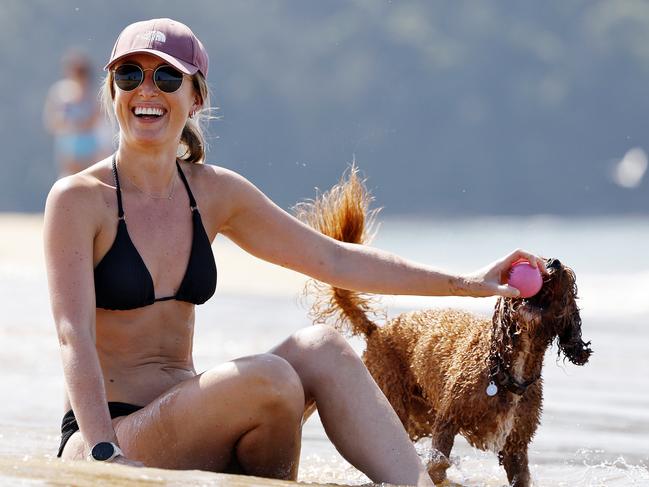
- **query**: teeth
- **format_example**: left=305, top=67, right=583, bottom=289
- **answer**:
left=134, top=106, right=164, bottom=116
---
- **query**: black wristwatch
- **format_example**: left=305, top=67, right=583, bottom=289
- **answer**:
left=89, top=441, right=123, bottom=462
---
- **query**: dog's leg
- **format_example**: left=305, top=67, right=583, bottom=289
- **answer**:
left=426, top=425, right=455, bottom=484
left=498, top=385, right=540, bottom=487
left=498, top=446, right=530, bottom=487
left=498, top=416, right=532, bottom=487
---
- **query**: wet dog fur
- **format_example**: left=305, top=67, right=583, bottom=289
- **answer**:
left=295, top=167, right=592, bottom=486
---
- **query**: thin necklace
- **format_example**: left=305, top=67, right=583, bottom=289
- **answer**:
left=117, top=160, right=177, bottom=200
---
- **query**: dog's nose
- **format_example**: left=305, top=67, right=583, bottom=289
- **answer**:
left=548, top=258, right=562, bottom=269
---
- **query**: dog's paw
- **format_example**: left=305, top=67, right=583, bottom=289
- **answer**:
left=425, top=449, right=451, bottom=484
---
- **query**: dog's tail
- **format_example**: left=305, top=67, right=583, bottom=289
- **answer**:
left=294, top=165, right=383, bottom=338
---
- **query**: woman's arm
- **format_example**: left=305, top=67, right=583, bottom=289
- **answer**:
left=44, top=177, right=120, bottom=456
left=218, top=171, right=542, bottom=298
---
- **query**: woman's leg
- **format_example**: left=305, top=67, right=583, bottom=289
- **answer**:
left=64, top=353, right=305, bottom=480
left=270, top=325, right=433, bottom=487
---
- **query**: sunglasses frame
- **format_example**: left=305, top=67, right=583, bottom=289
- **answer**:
left=112, top=63, right=186, bottom=93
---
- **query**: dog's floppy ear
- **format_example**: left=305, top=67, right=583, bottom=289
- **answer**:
left=554, top=263, right=592, bottom=365
left=557, top=311, right=592, bottom=365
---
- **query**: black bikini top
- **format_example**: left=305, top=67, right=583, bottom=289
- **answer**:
left=94, top=156, right=217, bottom=310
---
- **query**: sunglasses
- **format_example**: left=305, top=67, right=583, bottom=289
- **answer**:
left=113, top=64, right=185, bottom=93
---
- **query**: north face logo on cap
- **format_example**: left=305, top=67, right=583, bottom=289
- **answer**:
left=137, top=30, right=166, bottom=43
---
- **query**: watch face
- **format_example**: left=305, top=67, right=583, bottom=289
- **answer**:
left=91, top=442, right=115, bottom=461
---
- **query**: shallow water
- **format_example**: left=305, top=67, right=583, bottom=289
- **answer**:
left=1, top=214, right=648, bottom=486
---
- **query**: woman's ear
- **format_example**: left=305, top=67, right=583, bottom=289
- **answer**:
left=191, top=93, right=203, bottom=116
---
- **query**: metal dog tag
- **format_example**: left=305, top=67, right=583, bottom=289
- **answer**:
left=486, top=381, right=498, bottom=396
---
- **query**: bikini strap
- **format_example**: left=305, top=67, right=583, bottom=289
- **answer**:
left=175, top=160, right=198, bottom=210
left=111, top=155, right=125, bottom=220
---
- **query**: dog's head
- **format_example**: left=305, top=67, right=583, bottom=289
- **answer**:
left=495, top=258, right=592, bottom=366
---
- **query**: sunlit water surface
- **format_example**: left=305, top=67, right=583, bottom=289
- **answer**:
left=1, top=215, right=647, bottom=486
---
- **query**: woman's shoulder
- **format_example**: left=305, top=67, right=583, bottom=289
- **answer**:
left=182, top=161, right=257, bottom=197
left=45, top=158, right=114, bottom=216
left=181, top=162, right=263, bottom=227
left=182, top=161, right=247, bottom=182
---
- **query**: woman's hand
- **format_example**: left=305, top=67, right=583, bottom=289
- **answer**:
left=462, top=249, right=547, bottom=298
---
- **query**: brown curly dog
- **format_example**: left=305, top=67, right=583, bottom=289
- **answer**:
left=295, top=167, right=592, bottom=487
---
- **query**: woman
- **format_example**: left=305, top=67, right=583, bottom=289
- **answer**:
left=44, top=18, right=544, bottom=486
left=43, top=49, right=110, bottom=178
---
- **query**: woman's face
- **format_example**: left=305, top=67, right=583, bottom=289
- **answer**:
left=112, top=53, right=200, bottom=150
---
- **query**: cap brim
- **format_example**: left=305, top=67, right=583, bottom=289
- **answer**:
left=104, top=48, right=199, bottom=75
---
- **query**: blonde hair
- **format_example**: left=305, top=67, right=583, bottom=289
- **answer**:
left=101, top=70, right=212, bottom=164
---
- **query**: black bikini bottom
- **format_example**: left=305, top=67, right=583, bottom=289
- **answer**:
left=57, top=402, right=143, bottom=458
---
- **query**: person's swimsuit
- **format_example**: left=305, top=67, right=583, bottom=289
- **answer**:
left=54, top=92, right=101, bottom=162
left=94, top=155, right=217, bottom=310
left=57, top=403, right=142, bottom=457
left=58, top=156, right=218, bottom=456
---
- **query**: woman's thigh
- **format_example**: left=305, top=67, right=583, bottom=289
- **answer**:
left=111, top=353, right=304, bottom=472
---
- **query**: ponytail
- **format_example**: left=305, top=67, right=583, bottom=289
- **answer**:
left=178, top=73, right=211, bottom=164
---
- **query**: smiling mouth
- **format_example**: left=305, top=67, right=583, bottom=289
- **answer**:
left=132, top=106, right=167, bottom=119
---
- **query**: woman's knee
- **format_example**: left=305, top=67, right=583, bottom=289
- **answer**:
left=233, top=353, right=305, bottom=418
left=277, top=325, right=359, bottom=374
left=295, top=325, right=353, bottom=355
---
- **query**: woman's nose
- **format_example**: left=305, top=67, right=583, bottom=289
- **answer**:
left=137, top=70, right=158, bottom=95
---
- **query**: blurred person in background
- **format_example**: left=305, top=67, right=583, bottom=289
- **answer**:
left=43, top=49, right=111, bottom=178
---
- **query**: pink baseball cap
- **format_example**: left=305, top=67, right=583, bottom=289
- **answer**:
left=104, top=18, right=209, bottom=78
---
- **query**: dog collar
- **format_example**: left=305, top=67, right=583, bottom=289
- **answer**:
left=492, top=369, right=540, bottom=396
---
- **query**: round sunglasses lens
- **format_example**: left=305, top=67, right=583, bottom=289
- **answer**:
left=114, top=65, right=142, bottom=91
left=154, top=66, right=184, bottom=93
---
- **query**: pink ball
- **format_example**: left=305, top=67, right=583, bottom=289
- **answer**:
left=508, top=260, right=543, bottom=298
